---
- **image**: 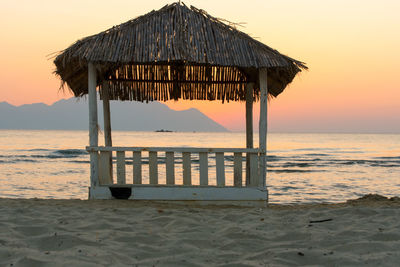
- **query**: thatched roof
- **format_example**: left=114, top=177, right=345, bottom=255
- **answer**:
left=54, top=2, right=307, bottom=103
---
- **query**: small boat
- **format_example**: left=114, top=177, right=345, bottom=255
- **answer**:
left=155, top=129, right=173, bottom=132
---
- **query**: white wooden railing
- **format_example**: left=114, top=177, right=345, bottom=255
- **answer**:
left=86, top=146, right=262, bottom=188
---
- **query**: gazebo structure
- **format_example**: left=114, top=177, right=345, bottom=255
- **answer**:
left=54, top=2, right=306, bottom=201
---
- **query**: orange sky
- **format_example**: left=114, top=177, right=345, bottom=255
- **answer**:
left=1, top=0, right=399, bottom=132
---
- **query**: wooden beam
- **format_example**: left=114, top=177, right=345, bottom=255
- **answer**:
left=258, top=68, right=268, bottom=188
left=106, top=78, right=247, bottom=84
left=88, top=62, right=99, bottom=189
left=87, top=146, right=259, bottom=153
left=245, top=82, right=254, bottom=185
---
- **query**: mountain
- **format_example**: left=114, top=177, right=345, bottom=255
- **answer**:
left=0, top=98, right=228, bottom=132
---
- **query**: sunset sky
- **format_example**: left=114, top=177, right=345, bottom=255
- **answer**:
left=1, top=0, right=399, bottom=132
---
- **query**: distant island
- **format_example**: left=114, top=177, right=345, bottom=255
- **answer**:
left=0, top=98, right=228, bottom=132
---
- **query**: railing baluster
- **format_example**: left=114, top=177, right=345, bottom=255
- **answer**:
left=133, top=151, right=142, bottom=184
left=116, top=151, right=126, bottom=184
left=182, top=152, right=191, bottom=185
left=216, top=152, right=225, bottom=186
left=199, top=152, right=208, bottom=186
left=89, top=147, right=261, bottom=188
left=249, top=152, right=258, bottom=186
left=99, top=151, right=113, bottom=184
left=149, top=151, right=158, bottom=185
left=233, top=152, right=242, bottom=187
left=165, top=152, right=175, bottom=185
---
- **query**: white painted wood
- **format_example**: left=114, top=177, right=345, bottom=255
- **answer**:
left=89, top=186, right=112, bottom=199
left=165, top=152, right=175, bottom=185
left=233, top=152, right=242, bottom=187
left=149, top=151, right=158, bottom=185
left=89, top=185, right=268, bottom=201
left=129, top=186, right=268, bottom=201
left=88, top=62, right=99, bottom=187
left=259, top=68, right=268, bottom=188
left=199, top=152, right=208, bottom=186
left=99, top=151, right=113, bottom=184
left=249, top=153, right=258, bottom=187
left=246, top=82, right=254, bottom=185
left=89, top=152, right=99, bottom=188
left=216, top=152, right=225, bottom=186
left=116, top=151, right=126, bottom=184
left=87, top=146, right=259, bottom=153
left=182, top=152, right=191, bottom=185
left=88, top=63, right=98, bottom=147
left=133, top=151, right=142, bottom=184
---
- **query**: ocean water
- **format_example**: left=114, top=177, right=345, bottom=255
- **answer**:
left=0, top=130, right=399, bottom=204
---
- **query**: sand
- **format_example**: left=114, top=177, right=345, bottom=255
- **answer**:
left=0, top=194, right=399, bottom=266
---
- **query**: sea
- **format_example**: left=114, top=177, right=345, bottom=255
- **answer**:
left=0, top=130, right=399, bottom=204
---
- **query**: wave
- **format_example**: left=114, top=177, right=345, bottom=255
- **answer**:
left=27, top=149, right=88, bottom=159
left=2, top=147, right=399, bottom=171
left=68, top=160, right=90, bottom=164
left=0, top=159, right=38, bottom=164
left=331, top=159, right=400, bottom=167
left=293, top=148, right=338, bottom=152
left=268, top=169, right=324, bottom=173
left=55, top=149, right=87, bottom=155
left=304, top=153, right=330, bottom=157
left=373, top=156, right=400, bottom=160
left=281, top=162, right=312, bottom=168
left=274, top=158, right=400, bottom=168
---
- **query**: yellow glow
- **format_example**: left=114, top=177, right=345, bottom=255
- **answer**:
left=0, top=0, right=399, bottom=132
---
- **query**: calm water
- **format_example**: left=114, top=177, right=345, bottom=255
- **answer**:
left=0, top=130, right=399, bottom=203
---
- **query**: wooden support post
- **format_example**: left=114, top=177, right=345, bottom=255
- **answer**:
left=88, top=62, right=99, bottom=188
left=149, top=151, right=158, bottom=185
left=216, top=152, right=225, bottom=186
left=133, top=151, right=142, bottom=184
left=233, top=152, right=242, bottom=187
left=166, top=152, right=175, bottom=185
left=199, top=152, right=208, bottom=185
left=102, top=81, right=113, bottom=182
left=258, top=68, right=268, bottom=188
left=182, top=152, right=191, bottom=185
left=102, top=81, right=112, bottom=147
left=245, top=83, right=254, bottom=185
left=116, top=151, right=126, bottom=184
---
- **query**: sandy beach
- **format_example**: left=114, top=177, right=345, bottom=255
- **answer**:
left=0, top=194, right=399, bottom=266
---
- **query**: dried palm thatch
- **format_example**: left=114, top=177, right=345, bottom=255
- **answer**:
left=54, top=2, right=307, bottom=103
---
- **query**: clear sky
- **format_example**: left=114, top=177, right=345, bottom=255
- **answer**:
left=1, top=0, right=399, bottom=132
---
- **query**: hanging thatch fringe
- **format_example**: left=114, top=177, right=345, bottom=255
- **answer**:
left=99, top=64, right=253, bottom=103
left=54, top=2, right=307, bottom=102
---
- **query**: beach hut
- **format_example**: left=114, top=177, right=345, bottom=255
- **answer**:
left=54, top=2, right=306, bottom=201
